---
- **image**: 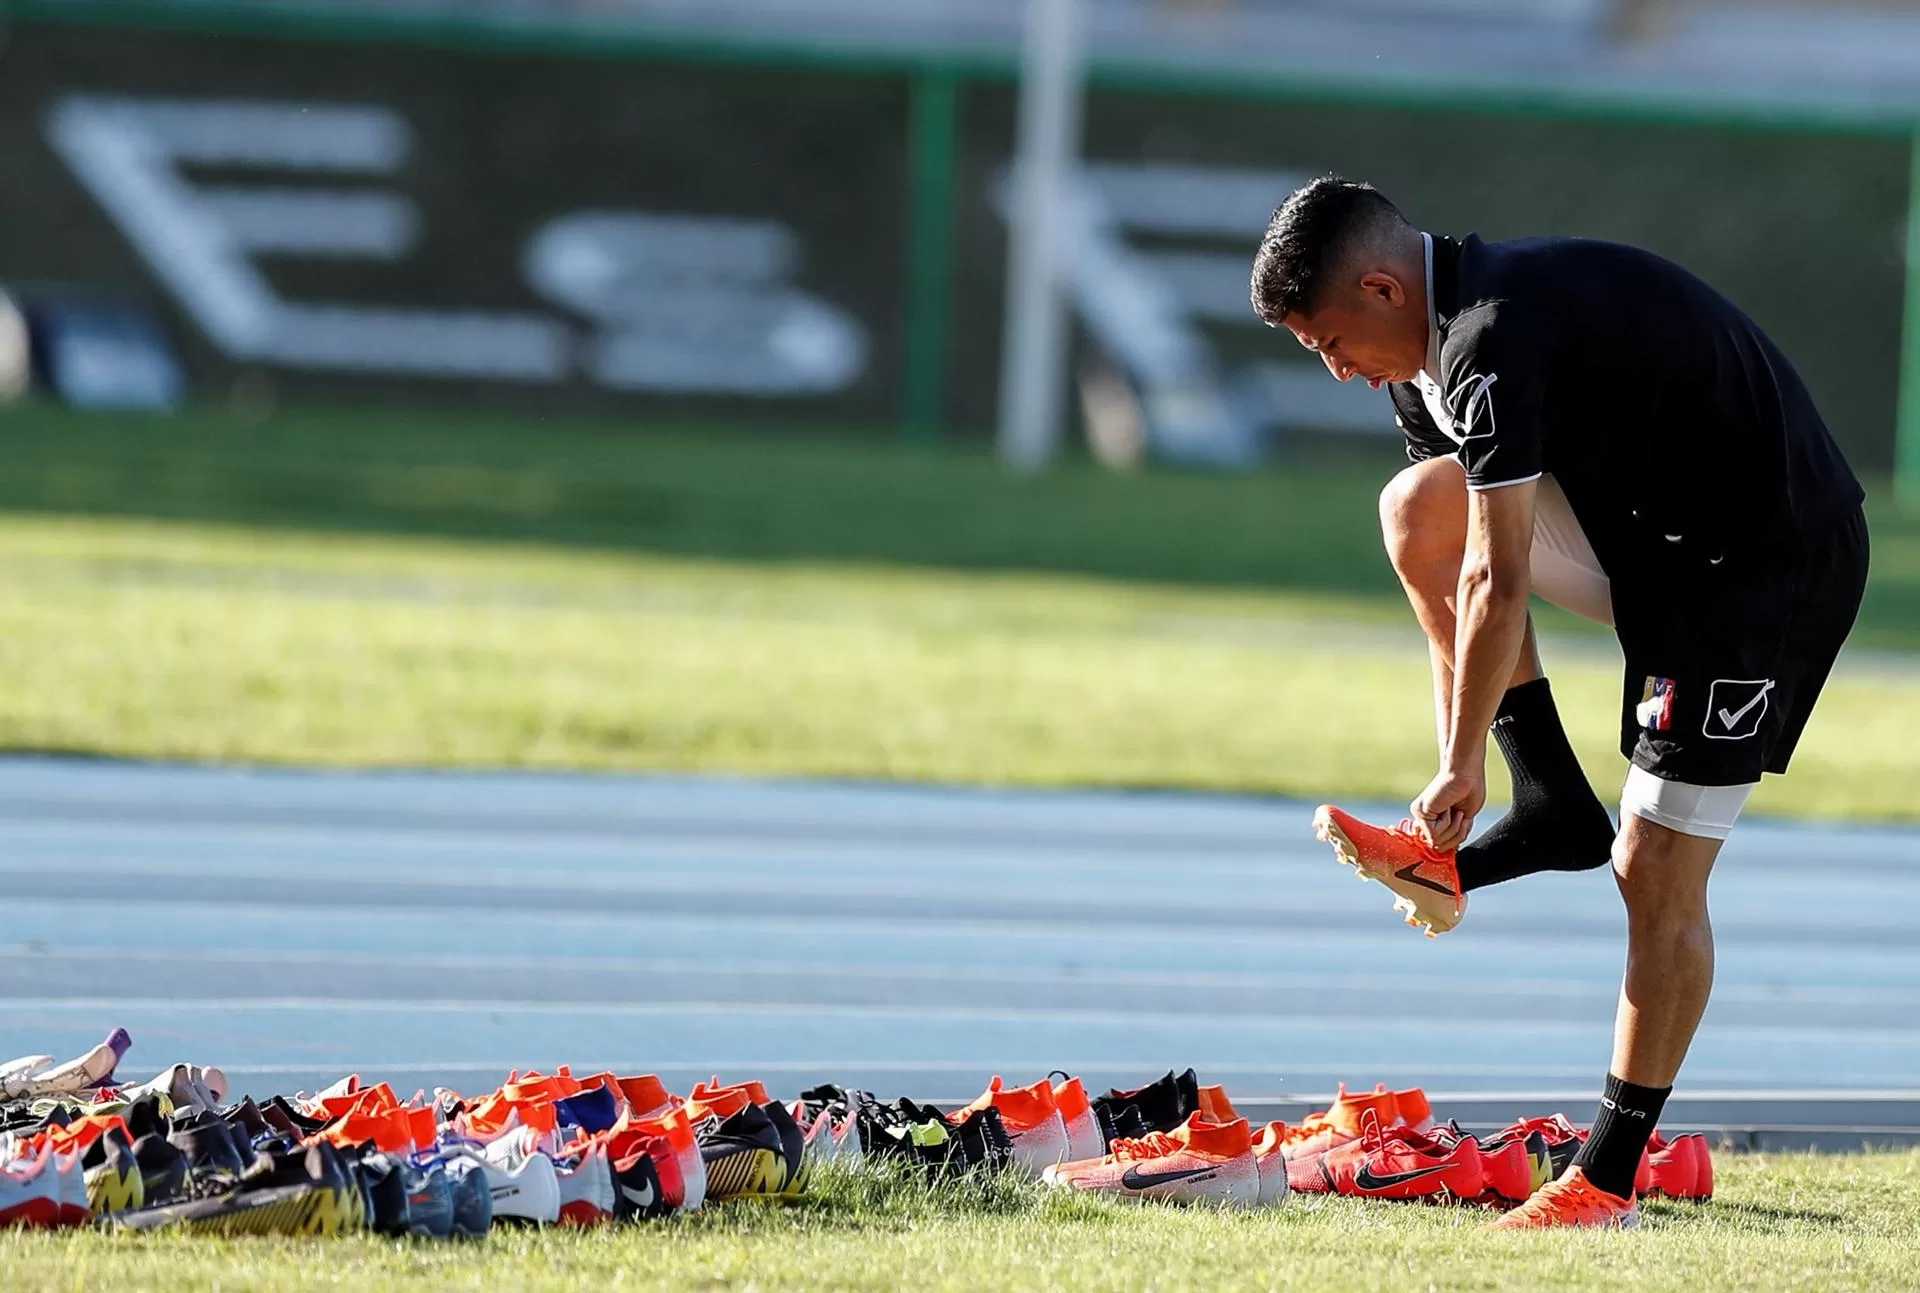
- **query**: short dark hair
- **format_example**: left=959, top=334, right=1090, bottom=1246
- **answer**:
left=1250, top=178, right=1411, bottom=325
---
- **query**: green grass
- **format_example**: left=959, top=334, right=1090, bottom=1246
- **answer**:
left=0, top=404, right=1916, bottom=820
left=7, top=1153, right=1920, bottom=1292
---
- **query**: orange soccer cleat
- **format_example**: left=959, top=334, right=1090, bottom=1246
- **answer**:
left=1313, top=805, right=1466, bottom=936
left=686, top=1077, right=773, bottom=1125
left=1196, top=1084, right=1240, bottom=1124
left=617, top=1075, right=677, bottom=1120
left=1050, top=1076, right=1105, bottom=1164
left=1250, top=1121, right=1291, bottom=1206
left=1043, top=1115, right=1261, bottom=1208
left=952, top=1078, right=1070, bottom=1178
left=1489, top=1166, right=1639, bottom=1230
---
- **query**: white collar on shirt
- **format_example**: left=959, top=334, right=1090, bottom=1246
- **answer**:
left=1418, top=231, right=1441, bottom=383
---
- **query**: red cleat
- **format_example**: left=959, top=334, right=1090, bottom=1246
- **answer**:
left=1317, top=1112, right=1484, bottom=1201
left=1646, top=1132, right=1713, bottom=1200
left=1280, top=1084, right=1431, bottom=1192
left=1476, top=1127, right=1556, bottom=1205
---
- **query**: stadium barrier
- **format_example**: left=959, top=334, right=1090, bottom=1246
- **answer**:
left=3, top=2, right=1916, bottom=485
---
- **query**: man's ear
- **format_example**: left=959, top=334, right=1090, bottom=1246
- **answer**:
left=1360, top=271, right=1405, bottom=307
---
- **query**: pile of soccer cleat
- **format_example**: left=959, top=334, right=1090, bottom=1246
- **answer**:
left=1041, top=1077, right=1711, bottom=1210
left=0, top=1036, right=808, bottom=1234
left=1270, top=1084, right=1713, bottom=1207
left=1, top=1034, right=1713, bottom=1232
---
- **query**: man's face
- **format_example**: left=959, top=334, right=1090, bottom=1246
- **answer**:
left=1282, top=271, right=1426, bottom=390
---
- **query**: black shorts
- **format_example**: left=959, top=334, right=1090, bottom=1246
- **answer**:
left=1612, top=506, right=1869, bottom=787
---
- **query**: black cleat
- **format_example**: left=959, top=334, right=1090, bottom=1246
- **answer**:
left=1092, top=1069, right=1199, bottom=1136
left=112, top=1142, right=364, bottom=1236
left=354, top=1151, right=414, bottom=1237
left=131, top=1133, right=189, bottom=1205
left=611, top=1147, right=668, bottom=1222
left=443, top=1153, right=493, bottom=1239
left=698, top=1104, right=788, bottom=1201
left=758, top=1100, right=809, bottom=1198
left=951, top=1105, right=1014, bottom=1174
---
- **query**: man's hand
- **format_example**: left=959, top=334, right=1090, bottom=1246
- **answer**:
left=1411, top=764, right=1486, bottom=852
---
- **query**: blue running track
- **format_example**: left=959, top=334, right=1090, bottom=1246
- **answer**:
left=2, top=760, right=1916, bottom=1128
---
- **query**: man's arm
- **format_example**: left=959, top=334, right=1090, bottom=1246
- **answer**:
left=1407, top=301, right=1551, bottom=847
left=1413, top=478, right=1538, bottom=850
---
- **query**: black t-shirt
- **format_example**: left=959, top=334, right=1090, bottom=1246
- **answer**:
left=1390, top=234, right=1863, bottom=574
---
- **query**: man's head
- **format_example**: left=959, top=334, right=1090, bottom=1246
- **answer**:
left=1250, top=178, right=1428, bottom=389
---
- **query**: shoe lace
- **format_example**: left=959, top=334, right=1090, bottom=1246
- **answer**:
left=1359, top=1108, right=1386, bottom=1153
left=1106, top=1131, right=1180, bottom=1161
left=1393, top=819, right=1450, bottom=858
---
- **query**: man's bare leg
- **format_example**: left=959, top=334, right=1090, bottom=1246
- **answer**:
left=1376, top=457, right=1613, bottom=891
left=1609, top=814, right=1720, bottom=1084
left=1556, top=813, right=1720, bottom=1201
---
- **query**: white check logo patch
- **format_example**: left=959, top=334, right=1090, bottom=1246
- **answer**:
left=1718, top=688, right=1771, bottom=731
left=1450, top=372, right=1498, bottom=440
left=1704, top=678, right=1775, bottom=740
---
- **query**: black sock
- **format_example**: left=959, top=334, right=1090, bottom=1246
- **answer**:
left=1456, top=678, right=1616, bottom=893
left=1571, top=1074, right=1670, bottom=1199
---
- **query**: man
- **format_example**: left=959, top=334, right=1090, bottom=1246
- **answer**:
left=1249, top=178, right=1869, bottom=1228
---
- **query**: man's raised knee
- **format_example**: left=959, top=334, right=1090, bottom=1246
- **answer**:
left=1379, top=456, right=1467, bottom=581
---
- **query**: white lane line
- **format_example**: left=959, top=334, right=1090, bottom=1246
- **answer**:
left=103, top=1060, right=1641, bottom=1081
left=0, top=896, right=1642, bottom=949
left=0, top=823, right=1291, bottom=871
left=9, top=998, right=1919, bottom=1041
left=0, top=845, right=1320, bottom=899
left=107, top=1061, right=1920, bottom=1093
left=10, top=947, right=1920, bottom=1009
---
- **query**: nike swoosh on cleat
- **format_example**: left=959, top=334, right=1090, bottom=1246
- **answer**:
left=1394, top=862, right=1455, bottom=897
left=620, top=1182, right=656, bottom=1209
left=1352, top=1162, right=1452, bottom=1193
left=1120, top=1165, right=1220, bottom=1190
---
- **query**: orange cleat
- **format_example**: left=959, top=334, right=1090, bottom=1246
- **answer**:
left=1250, top=1122, right=1291, bottom=1206
left=1196, top=1084, right=1240, bottom=1124
left=1489, top=1166, right=1639, bottom=1230
left=1391, top=1087, right=1435, bottom=1134
left=1313, top=805, right=1466, bottom=936
left=617, top=1075, right=676, bottom=1119
left=1050, top=1076, right=1104, bottom=1164
left=458, top=1088, right=559, bottom=1144
left=686, top=1077, right=772, bottom=1126
left=1043, top=1115, right=1261, bottom=1208
left=951, top=1077, right=1070, bottom=1177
